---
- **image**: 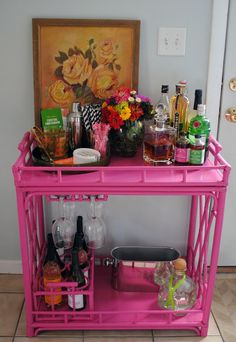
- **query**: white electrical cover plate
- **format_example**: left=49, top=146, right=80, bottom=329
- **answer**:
left=158, top=27, right=186, bottom=56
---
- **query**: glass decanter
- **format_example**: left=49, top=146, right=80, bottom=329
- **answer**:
left=85, top=196, right=106, bottom=249
left=154, top=261, right=174, bottom=287
left=143, top=109, right=176, bottom=165
left=157, top=258, right=197, bottom=312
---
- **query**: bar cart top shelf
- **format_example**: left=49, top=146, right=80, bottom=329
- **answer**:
left=12, top=132, right=231, bottom=190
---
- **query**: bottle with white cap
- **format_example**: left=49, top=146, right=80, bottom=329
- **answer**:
left=188, top=104, right=211, bottom=153
left=67, top=103, right=83, bottom=152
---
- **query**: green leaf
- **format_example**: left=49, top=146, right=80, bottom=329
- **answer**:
left=108, top=63, right=114, bottom=71
left=68, top=48, right=75, bottom=56
left=89, top=38, right=94, bottom=45
left=59, top=51, right=68, bottom=61
left=85, top=49, right=92, bottom=62
left=115, top=64, right=121, bottom=71
left=76, top=85, right=83, bottom=98
left=55, top=56, right=63, bottom=64
left=54, top=66, right=63, bottom=78
left=92, top=60, right=98, bottom=69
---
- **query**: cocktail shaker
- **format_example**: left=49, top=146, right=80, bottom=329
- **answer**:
left=67, top=103, right=83, bottom=151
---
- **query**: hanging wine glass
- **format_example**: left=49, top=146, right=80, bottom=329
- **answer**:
left=85, top=196, right=106, bottom=249
left=52, top=196, right=75, bottom=259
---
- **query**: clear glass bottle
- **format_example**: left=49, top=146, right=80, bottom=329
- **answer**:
left=156, top=85, right=170, bottom=124
left=169, top=81, right=190, bottom=135
left=143, top=111, right=176, bottom=165
left=154, top=261, right=174, bottom=287
left=174, top=132, right=190, bottom=165
left=189, top=134, right=205, bottom=165
left=158, top=258, right=197, bottom=311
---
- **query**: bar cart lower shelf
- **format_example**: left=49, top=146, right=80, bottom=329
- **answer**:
left=32, top=264, right=205, bottom=336
left=12, top=133, right=231, bottom=337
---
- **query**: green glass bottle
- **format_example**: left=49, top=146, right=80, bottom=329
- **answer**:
left=188, top=104, right=210, bottom=150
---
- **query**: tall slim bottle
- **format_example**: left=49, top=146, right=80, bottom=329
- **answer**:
left=186, top=89, right=202, bottom=130
left=68, top=249, right=86, bottom=310
left=156, top=85, right=170, bottom=124
left=169, top=81, right=190, bottom=136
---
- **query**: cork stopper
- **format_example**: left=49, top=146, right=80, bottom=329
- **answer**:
left=173, top=258, right=187, bottom=271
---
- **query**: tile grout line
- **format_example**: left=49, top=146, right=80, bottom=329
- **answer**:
left=211, top=310, right=225, bottom=342
left=12, top=298, right=25, bottom=341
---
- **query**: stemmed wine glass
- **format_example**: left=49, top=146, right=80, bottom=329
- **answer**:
left=85, top=196, right=106, bottom=249
left=52, top=196, right=75, bottom=260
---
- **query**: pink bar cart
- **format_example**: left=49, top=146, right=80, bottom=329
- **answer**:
left=12, top=133, right=231, bottom=337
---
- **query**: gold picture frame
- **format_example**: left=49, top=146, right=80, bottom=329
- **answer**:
left=32, top=18, right=140, bottom=126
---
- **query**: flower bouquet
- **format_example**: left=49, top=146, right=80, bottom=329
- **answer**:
left=101, top=87, right=153, bottom=157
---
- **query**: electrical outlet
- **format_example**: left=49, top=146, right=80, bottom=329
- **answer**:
left=158, top=27, right=186, bottom=56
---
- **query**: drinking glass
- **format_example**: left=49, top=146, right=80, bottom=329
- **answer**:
left=85, top=196, right=106, bottom=249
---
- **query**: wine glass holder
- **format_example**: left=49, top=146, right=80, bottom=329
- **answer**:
left=12, top=132, right=231, bottom=337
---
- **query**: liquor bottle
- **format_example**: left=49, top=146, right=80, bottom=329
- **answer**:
left=174, top=132, right=190, bottom=165
left=158, top=258, right=196, bottom=311
left=156, top=85, right=170, bottom=124
left=143, top=111, right=176, bottom=165
left=73, top=233, right=89, bottom=273
left=68, top=249, right=86, bottom=310
left=44, top=233, right=65, bottom=271
left=74, top=216, right=88, bottom=252
left=186, top=89, right=202, bottom=130
left=43, top=260, right=62, bottom=306
left=188, top=104, right=211, bottom=148
left=169, top=81, right=190, bottom=136
left=189, top=134, right=205, bottom=165
left=154, top=261, right=174, bottom=287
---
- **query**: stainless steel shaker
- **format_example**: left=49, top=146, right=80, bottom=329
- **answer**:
left=67, top=103, right=83, bottom=151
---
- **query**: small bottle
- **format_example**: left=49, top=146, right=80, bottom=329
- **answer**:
left=169, top=81, right=190, bottom=136
left=154, top=262, right=174, bottom=287
left=174, top=132, right=190, bottom=165
left=143, top=111, right=176, bottom=165
left=158, top=258, right=196, bottom=311
left=68, top=249, right=86, bottom=311
left=67, top=103, right=83, bottom=152
left=189, top=134, right=205, bottom=165
left=186, top=89, right=202, bottom=131
left=43, top=261, right=62, bottom=306
left=156, top=85, right=170, bottom=124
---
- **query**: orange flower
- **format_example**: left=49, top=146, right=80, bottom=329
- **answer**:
left=49, top=80, right=76, bottom=106
left=98, top=39, right=116, bottom=65
left=62, top=54, right=92, bottom=85
left=88, top=65, right=119, bottom=99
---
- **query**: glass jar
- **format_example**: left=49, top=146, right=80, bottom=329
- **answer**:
left=143, top=111, right=176, bottom=165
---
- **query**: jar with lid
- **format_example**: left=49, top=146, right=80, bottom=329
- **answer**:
left=143, top=110, right=176, bottom=165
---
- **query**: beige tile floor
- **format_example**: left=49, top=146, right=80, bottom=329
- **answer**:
left=0, top=273, right=235, bottom=342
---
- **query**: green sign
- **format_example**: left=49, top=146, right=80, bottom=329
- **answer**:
left=41, top=107, right=63, bottom=131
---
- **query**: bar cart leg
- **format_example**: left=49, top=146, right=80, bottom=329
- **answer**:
left=16, top=190, right=34, bottom=336
left=187, top=195, right=198, bottom=276
left=201, top=190, right=227, bottom=337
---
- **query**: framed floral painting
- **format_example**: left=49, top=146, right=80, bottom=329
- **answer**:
left=32, top=18, right=140, bottom=126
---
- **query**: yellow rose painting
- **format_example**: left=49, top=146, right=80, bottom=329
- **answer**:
left=33, top=20, right=140, bottom=122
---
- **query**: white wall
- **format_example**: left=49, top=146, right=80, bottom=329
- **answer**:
left=0, top=0, right=213, bottom=270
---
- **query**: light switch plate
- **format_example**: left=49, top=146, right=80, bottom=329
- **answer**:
left=158, top=27, right=186, bottom=56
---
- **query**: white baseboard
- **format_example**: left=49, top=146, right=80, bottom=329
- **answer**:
left=0, top=260, right=22, bottom=274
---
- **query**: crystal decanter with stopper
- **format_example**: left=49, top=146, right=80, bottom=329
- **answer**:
left=157, top=258, right=197, bottom=312
left=143, top=109, right=176, bottom=165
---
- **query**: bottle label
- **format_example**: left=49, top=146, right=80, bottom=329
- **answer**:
left=189, top=149, right=205, bottom=165
left=175, top=148, right=190, bottom=163
left=68, top=293, right=84, bottom=309
left=43, top=277, right=62, bottom=305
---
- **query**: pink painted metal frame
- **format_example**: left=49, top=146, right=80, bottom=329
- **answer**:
left=12, top=133, right=231, bottom=337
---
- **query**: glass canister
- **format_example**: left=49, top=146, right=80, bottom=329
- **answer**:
left=143, top=110, right=176, bottom=165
